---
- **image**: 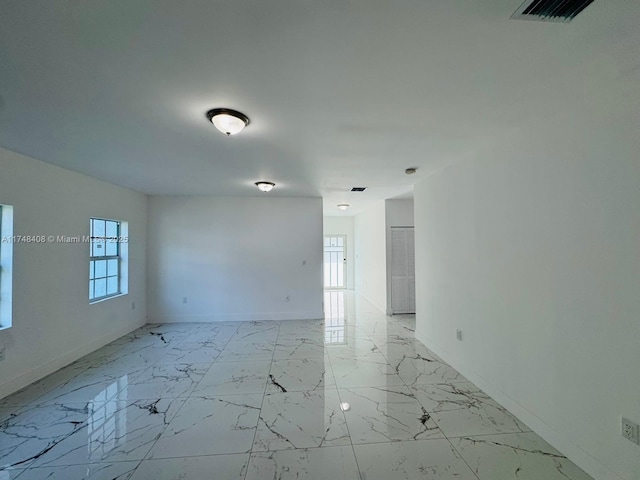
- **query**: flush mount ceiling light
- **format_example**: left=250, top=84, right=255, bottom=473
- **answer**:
left=337, top=204, right=350, bottom=211
left=206, top=108, right=250, bottom=136
left=255, top=181, right=275, bottom=192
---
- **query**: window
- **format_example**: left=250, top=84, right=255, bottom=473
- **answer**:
left=0, top=204, right=14, bottom=329
left=89, top=218, right=122, bottom=302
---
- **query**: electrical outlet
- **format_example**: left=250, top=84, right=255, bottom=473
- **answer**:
left=622, top=417, right=639, bottom=445
left=131, top=301, right=136, bottom=310
left=456, top=329, right=462, bottom=341
left=182, top=297, right=188, bottom=304
left=0, top=345, right=5, bottom=362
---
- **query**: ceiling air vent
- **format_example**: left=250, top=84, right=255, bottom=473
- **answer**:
left=350, top=187, right=367, bottom=192
left=511, top=0, right=595, bottom=23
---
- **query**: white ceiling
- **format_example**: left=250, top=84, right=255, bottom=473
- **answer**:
left=1, top=0, right=638, bottom=215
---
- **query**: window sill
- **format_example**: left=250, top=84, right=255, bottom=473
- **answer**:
left=89, top=292, right=128, bottom=305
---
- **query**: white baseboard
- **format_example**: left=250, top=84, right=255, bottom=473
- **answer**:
left=354, top=289, right=386, bottom=314
left=414, top=330, right=621, bottom=480
left=147, top=310, right=324, bottom=323
left=0, top=320, right=145, bottom=400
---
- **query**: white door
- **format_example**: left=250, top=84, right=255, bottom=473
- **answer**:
left=390, top=227, right=415, bottom=314
left=324, top=235, right=346, bottom=289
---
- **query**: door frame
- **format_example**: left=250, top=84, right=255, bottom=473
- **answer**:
left=389, top=226, right=416, bottom=314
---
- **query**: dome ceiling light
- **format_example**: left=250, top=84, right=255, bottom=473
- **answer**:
left=206, top=108, right=250, bottom=136
left=255, top=181, right=275, bottom=192
left=337, top=204, right=350, bottom=211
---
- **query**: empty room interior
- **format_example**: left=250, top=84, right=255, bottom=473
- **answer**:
left=0, top=1, right=639, bottom=479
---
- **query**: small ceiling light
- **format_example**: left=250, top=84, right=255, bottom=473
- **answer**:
left=340, top=402, right=351, bottom=412
left=405, top=167, right=417, bottom=175
left=206, top=108, right=250, bottom=136
left=337, top=204, right=350, bottom=211
left=255, top=181, right=275, bottom=192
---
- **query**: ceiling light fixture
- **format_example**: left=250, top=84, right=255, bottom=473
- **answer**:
left=337, top=204, right=350, bottom=211
left=255, top=181, right=275, bottom=192
left=405, top=167, right=417, bottom=175
left=206, top=108, right=250, bottom=136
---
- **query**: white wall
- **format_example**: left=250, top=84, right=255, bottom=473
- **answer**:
left=353, top=201, right=387, bottom=313
left=385, top=199, right=414, bottom=228
left=385, top=199, right=414, bottom=313
left=323, top=216, right=355, bottom=290
left=147, top=196, right=323, bottom=322
left=414, top=132, right=640, bottom=479
left=0, top=147, right=147, bottom=400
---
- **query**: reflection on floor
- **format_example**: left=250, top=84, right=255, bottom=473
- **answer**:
left=0, top=292, right=592, bottom=479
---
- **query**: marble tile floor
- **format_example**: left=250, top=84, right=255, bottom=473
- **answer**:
left=0, top=294, right=593, bottom=479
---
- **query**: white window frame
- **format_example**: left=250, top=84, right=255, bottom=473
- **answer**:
left=89, top=217, right=128, bottom=303
left=0, top=204, right=14, bottom=330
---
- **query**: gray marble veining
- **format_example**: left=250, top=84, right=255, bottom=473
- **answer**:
left=390, top=353, right=468, bottom=386
left=452, top=432, right=594, bottom=480
left=157, top=340, right=224, bottom=364
left=194, top=361, right=270, bottom=395
left=429, top=395, right=531, bottom=437
left=147, top=394, right=262, bottom=458
left=215, top=339, right=276, bottom=362
left=246, top=446, right=360, bottom=480
left=0, top=293, right=593, bottom=480
left=339, top=386, right=444, bottom=444
left=354, top=439, right=477, bottom=480
left=253, top=390, right=350, bottom=451
left=1, top=398, right=183, bottom=470
left=272, top=337, right=327, bottom=360
left=130, top=454, right=249, bottom=480
left=330, top=353, right=405, bottom=388
left=266, top=358, right=335, bottom=393
left=16, top=461, right=139, bottom=480
left=410, top=381, right=490, bottom=412
left=0, top=362, right=89, bottom=409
